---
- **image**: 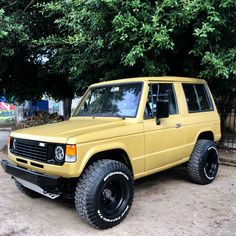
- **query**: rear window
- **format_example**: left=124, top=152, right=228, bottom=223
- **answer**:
left=182, top=84, right=213, bottom=113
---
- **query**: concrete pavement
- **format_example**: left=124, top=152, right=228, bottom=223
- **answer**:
left=0, top=155, right=235, bottom=236
left=219, top=150, right=236, bottom=166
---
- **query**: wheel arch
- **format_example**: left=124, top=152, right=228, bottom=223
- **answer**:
left=197, top=130, right=214, bottom=142
left=79, top=145, right=133, bottom=176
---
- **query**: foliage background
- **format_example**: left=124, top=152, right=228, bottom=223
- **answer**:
left=0, top=0, right=236, bottom=114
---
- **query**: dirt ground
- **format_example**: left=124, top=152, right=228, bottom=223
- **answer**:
left=0, top=150, right=235, bottom=236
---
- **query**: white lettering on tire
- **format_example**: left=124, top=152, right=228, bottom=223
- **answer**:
left=97, top=205, right=130, bottom=222
left=103, top=171, right=129, bottom=181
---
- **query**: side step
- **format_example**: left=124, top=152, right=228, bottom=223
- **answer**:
left=15, top=177, right=61, bottom=199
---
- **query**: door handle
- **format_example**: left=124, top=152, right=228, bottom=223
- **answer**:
left=176, top=123, right=182, bottom=128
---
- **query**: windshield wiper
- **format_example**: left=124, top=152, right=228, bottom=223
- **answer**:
left=91, top=113, right=126, bottom=119
left=113, top=113, right=126, bottom=119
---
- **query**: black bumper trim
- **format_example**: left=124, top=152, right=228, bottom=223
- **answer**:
left=1, top=160, right=60, bottom=188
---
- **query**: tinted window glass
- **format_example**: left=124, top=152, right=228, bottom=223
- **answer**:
left=144, top=83, right=178, bottom=118
left=182, top=84, right=199, bottom=112
left=158, top=84, right=178, bottom=115
left=182, top=84, right=213, bottom=112
left=74, top=83, right=142, bottom=118
left=195, top=84, right=212, bottom=111
left=145, top=84, right=158, bottom=118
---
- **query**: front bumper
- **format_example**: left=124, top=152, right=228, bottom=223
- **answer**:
left=8, top=152, right=80, bottom=178
left=1, top=159, right=60, bottom=188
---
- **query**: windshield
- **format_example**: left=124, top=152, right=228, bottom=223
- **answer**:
left=73, top=82, right=143, bottom=118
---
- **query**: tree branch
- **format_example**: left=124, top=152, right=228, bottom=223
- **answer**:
left=208, top=39, right=213, bottom=53
left=23, top=0, right=36, bottom=13
left=3, top=1, right=17, bottom=9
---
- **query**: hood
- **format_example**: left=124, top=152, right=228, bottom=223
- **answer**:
left=11, top=118, right=128, bottom=144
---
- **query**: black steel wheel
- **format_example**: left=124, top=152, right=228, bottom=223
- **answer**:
left=187, top=139, right=219, bottom=185
left=204, top=147, right=218, bottom=179
left=75, top=159, right=134, bottom=229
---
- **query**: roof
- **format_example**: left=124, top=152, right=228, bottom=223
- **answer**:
left=91, top=76, right=205, bottom=87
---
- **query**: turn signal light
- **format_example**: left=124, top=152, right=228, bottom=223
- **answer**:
left=65, top=144, right=77, bottom=163
left=66, top=145, right=76, bottom=156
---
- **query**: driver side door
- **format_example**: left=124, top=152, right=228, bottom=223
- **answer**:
left=143, top=82, right=185, bottom=171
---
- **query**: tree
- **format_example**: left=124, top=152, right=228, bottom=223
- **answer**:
left=1, top=0, right=236, bottom=118
left=38, top=0, right=236, bottom=98
left=0, top=1, right=74, bottom=107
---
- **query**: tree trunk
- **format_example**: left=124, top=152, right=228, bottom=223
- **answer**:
left=15, top=103, right=24, bottom=125
left=63, top=98, right=72, bottom=120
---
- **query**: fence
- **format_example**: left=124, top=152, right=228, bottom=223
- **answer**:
left=220, top=109, right=236, bottom=150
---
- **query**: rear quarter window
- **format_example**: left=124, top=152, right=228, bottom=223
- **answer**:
left=182, top=83, right=214, bottom=113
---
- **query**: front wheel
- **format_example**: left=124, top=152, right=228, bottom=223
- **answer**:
left=75, top=159, right=134, bottom=229
left=187, top=139, right=219, bottom=185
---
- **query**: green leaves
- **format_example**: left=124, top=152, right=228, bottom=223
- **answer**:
left=201, top=52, right=230, bottom=78
left=0, top=9, right=28, bottom=57
left=194, top=23, right=216, bottom=39
left=201, top=48, right=236, bottom=79
left=151, top=26, right=174, bottom=50
left=35, top=0, right=236, bottom=97
left=123, top=44, right=145, bottom=66
left=1, top=0, right=236, bottom=103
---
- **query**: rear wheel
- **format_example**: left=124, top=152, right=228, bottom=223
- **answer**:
left=15, top=180, right=41, bottom=198
left=75, top=159, right=134, bottom=229
left=187, top=139, right=219, bottom=185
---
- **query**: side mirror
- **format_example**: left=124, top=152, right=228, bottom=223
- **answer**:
left=156, top=100, right=169, bottom=125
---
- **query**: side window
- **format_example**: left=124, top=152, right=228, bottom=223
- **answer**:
left=158, top=84, right=178, bottom=115
left=182, top=84, right=199, bottom=112
left=144, top=83, right=178, bottom=119
left=145, top=84, right=158, bottom=118
left=195, top=84, right=213, bottom=111
left=182, top=84, right=213, bottom=113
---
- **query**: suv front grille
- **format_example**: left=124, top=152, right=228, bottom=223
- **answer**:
left=11, top=138, right=48, bottom=162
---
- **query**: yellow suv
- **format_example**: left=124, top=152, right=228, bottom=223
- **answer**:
left=1, top=77, right=221, bottom=229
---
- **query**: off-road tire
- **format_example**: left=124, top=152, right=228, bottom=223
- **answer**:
left=75, top=159, right=134, bottom=229
left=187, top=139, right=219, bottom=185
left=15, top=180, right=41, bottom=198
